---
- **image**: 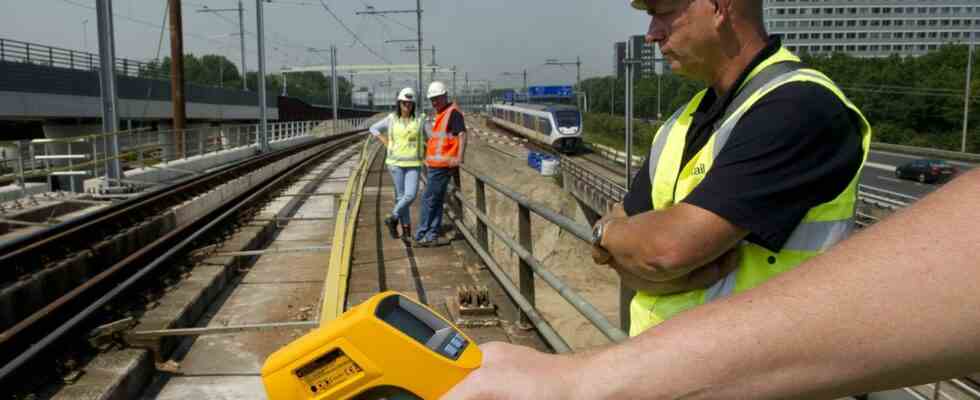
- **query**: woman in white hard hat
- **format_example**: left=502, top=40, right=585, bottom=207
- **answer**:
left=369, top=87, right=425, bottom=242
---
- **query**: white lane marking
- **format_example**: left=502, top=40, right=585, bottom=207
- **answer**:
left=871, top=150, right=975, bottom=168
left=875, top=176, right=912, bottom=185
left=864, top=161, right=897, bottom=172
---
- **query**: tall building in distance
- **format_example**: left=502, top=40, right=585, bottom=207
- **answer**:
left=764, top=0, right=980, bottom=57
left=614, top=35, right=668, bottom=80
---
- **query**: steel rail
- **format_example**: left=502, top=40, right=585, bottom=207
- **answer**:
left=0, top=133, right=365, bottom=384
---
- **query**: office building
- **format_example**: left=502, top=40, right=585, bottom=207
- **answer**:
left=764, top=0, right=980, bottom=57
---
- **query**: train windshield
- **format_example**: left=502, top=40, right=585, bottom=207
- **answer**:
left=554, top=111, right=580, bottom=128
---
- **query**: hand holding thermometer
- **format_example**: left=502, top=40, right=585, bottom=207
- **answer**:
left=261, top=291, right=482, bottom=399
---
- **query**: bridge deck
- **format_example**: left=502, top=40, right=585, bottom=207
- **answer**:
left=347, top=150, right=550, bottom=349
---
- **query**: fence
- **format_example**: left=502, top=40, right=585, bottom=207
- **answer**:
left=0, top=37, right=167, bottom=80
left=449, top=164, right=628, bottom=354
left=0, top=118, right=372, bottom=197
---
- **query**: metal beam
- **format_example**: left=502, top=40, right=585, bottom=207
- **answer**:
left=128, top=321, right=319, bottom=339
left=281, top=64, right=451, bottom=74
left=96, top=0, right=121, bottom=182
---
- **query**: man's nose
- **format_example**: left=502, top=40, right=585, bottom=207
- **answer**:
left=646, top=16, right=666, bottom=44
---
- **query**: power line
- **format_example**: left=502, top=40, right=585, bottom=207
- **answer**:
left=379, top=14, right=415, bottom=32
left=316, top=1, right=387, bottom=63
left=317, top=0, right=390, bottom=64
left=55, top=0, right=229, bottom=51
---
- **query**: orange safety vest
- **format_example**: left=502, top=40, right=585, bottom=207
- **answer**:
left=425, top=103, right=464, bottom=168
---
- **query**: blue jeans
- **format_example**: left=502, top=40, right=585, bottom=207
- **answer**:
left=387, top=165, right=419, bottom=226
left=416, top=167, right=455, bottom=241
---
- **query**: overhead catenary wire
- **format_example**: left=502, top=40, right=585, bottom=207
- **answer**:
left=317, top=0, right=391, bottom=64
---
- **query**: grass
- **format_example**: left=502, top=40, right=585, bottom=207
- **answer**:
left=582, top=113, right=662, bottom=154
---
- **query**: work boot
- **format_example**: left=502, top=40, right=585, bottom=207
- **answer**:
left=383, top=215, right=399, bottom=239
left=401, top=225, right=412, bottom=244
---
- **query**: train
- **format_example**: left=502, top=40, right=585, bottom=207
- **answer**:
left=487, top=103, right=583, bottom=154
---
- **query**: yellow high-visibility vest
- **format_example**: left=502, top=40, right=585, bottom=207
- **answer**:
left=630, top=47, right=872, bottom=335
left=386, top=114, right=423, bottom=168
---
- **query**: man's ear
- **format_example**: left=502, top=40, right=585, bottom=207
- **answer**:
left=713, top=0, right=733, bottom=28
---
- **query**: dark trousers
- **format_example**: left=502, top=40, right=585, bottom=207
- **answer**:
left=416, top=167, right=458, bottom=241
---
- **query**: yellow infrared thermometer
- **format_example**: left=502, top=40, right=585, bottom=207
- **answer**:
left=261, top=291, right=482, bottom=399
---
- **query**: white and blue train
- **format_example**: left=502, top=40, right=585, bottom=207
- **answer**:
left=487, top=103, right=583, bottom=154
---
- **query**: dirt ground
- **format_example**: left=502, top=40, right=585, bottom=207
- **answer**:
left=457, top=116, right=622, bottom=351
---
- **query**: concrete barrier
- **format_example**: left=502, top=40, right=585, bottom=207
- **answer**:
left=871, top=142, right=980, bottom=163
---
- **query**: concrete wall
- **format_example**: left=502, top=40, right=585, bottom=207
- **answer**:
left=0, top=91, right=279, bottom=121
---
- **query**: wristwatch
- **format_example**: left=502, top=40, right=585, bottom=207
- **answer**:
left=591, top=220, right=610, bottom=249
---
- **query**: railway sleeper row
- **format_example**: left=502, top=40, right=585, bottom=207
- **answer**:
left=0, top=140, right=343, bottom=333
left=0, top=135, right=364, bottom=392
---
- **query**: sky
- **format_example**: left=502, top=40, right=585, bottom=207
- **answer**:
left=0, top=0, right=650, bottom=91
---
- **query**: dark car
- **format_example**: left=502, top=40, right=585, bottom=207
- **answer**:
left=895, top=159, right=958, bottom=183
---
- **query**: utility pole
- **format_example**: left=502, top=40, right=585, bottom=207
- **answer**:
left=256, top=0, right=269, bottom=152
left=197, top=1, right=247, bottom=91
left=281, top=72, right=287, bottom=96
left=451, top=66, right=457, bottom=103
left=523, top=69, right=527, bottom=95
left=168, top=0, right=186, bottom=159
left=96, top=0, right=121, bottom=182
left=544, top=56, right=582, bottom=90
left=355, top=4, right=423, bottom=110
left=331, top=45, right=338, bottom=133
left=964, top=33, right=975, bottom=153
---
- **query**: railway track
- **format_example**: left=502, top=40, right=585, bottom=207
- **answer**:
left=0, top=131, right=366, bottom=390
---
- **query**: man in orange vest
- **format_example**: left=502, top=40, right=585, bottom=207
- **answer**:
left=414, top=81, right=467, bottom=247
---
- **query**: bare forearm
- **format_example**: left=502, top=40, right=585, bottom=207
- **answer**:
left=602, top=204, right=743, bottom=282
left=578, top=170, right=980, bottom=399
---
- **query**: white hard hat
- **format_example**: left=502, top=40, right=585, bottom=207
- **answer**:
left=397, top=87, right=416, bottom=103
left=427, top=81, right=448, bottom=99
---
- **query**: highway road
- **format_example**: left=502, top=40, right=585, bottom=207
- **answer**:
left=860, top=150, right=975, bottom=200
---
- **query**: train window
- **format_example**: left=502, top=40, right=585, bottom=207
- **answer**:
left=538, top=117, right=550, bottom=133
left=523, top=114, right=534, bottom=129
left=555, top=111, right=580, bottom=128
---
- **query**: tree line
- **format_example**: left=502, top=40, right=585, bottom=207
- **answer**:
left=579, top=43, right=980, bottom=153
left=140, top=54, right=354, bottom=106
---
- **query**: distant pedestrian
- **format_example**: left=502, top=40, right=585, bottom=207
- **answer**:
left=415, top=81, right=467, bottom=247
left=369, top=87, right=424, bottom=242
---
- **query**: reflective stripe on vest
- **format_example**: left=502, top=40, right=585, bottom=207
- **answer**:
left=425, top=103, right=463, bottom=168
left=630, top=47, right=872, bottom=336
left=386, top=114, right=423, bottom=167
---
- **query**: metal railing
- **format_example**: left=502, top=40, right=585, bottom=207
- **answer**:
left=0, top=37, right=168, bottom=80
left=579, top=140, right=916, bottom=225
left=448, top=164, right=628, bottom=354
left=0, top=118, right=372, bottom=199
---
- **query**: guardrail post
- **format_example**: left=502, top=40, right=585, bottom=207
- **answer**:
left=69, top=50, right=74, bottom=69
left=475, top=177, right=488, bottom=251
left=91, top=138, right=98, bottom=180
left=518, top=204, right=534, bottom=328
left=1, top=39, right=5, bottom=61
left=25, top=42, right=30, bottom=63
left=16, top=141, right=27, bottom=196
left=88, top=53, right=94, bottom=70
left=48, top=47, right=53, bottom=66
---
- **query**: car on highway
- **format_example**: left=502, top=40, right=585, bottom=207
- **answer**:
left=895, top=159, right=958, bottom=183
